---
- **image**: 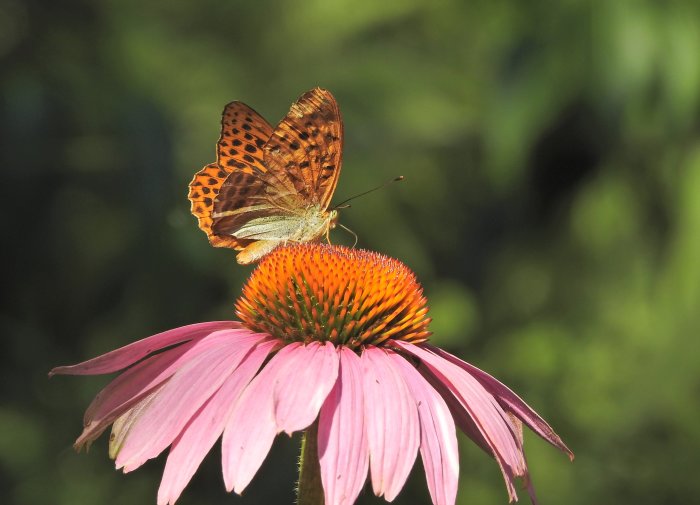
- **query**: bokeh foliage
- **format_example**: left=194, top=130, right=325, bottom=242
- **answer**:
left=2, top=0, right=699, bottom=504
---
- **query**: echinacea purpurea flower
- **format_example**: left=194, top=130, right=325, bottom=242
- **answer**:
left=51, top=243, right=572, bottom=505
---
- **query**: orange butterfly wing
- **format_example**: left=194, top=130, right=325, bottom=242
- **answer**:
left=263, top=87, right=343, bottom=209
left=188, top=102, right=273, bottom=249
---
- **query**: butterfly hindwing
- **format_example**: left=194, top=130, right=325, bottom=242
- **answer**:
left=188, top=163, right=243, bottom=249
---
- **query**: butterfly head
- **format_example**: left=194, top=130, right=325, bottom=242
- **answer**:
left=329, top=209, right=339, bottom=230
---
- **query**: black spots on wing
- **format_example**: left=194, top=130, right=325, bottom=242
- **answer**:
left=289, top=141, right=300, bottom=151
left=299, top=161, right=309, bottom=169
left=243, top=154, right=255, bottom=163
left=233, top=139, right=242, bottom=146
left=190, top=190, right=201, bottom=198
left=226, top=159, right=238, bottom=167
left=246, top=115, right=253, bottom=122
left=201, top=186, right=211, bottom=194
left=244, top=133, right=254, bottom=140
left=203, top=197, right=213, bottom=206
left=255, top=138, right=265, bottom=148
left=232, top=128, right=240, bottom=134
left=305, top=144, right=318, bottom=154
left=242, top=123, right=252, bottom=131
left=228, top=149, right=238, bottom=156
left=320, top=165, right=335, bottom=180
left=244, top=144, right=257, bottom=153
left=299, top=131, right=309, bottom=140
left=208, top=177, right=218, bottom=185
left=217, top=170, right=227, bottom=178
left=302, top=121, right=321, bottom=137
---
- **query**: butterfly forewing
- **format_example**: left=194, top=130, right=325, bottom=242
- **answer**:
left=263, top=88, right=343, bottom=209
left=217, top=102, right=273, bottom=174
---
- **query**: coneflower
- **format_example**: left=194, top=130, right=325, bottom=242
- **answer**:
left=51, top=244, right=572, bottom=505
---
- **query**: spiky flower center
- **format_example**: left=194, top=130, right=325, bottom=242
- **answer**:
left=235, top=244, right=431, bottom=349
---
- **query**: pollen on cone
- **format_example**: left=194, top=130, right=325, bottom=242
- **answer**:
left=235, top=244, right=431, bottom=348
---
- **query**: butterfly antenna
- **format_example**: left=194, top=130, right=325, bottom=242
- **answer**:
left=338, top=223, right=359, bottom=248
left=332, top=176, right=404, bottom=209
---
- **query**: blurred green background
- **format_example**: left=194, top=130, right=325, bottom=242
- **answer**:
left=2, top=0, right=699, bottom=504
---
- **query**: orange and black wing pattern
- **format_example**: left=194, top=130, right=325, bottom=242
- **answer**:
left=263, top=88, right=343, bottom=209
left=188, top=102, right=273, bottom=249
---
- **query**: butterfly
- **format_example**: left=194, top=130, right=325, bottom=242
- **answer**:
left=188, top=88, right=343, bottom=264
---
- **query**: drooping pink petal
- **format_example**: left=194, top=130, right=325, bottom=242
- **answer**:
left=390, top=353, right=458, bottom=505
left=426, top=369, right=538, bottom=503
left=50, top=321, right=239, bottom=376
left=361, top=347, right=419, bottom=501
left=427, top=345, right=573, bottom=460
left=157, top=339, right=277, bottom=505
left=75, top=341, right=198, bottom=450
left=421, top=367, right=493, bottom=456
left=318, top=347, right=369, bottom=505
left=115, top=330, right=268, bottom=472
left=221, top=342, right=311, bottom=494
left=273, top=341, right=339, bottom=435
left=394, top=341, right=525, bottom=501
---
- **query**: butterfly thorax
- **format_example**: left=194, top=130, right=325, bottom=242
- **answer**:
left=293, top=206, right=336, bottom=242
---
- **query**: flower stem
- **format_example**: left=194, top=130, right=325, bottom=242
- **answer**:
left=297, top=420, right=324, bottom=505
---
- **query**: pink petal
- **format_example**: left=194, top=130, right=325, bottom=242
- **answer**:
left=394, top=341, right=524, bottom=501
left=361, top=347, right=419, bottom=501
left=273, top=341, right=339, bottom=435
left=157, top=339, right=277, bottom=505
left=390, top=353, right=458, bottom=505
left=425, top=372, right=493, bottom=456
left=50, top=321, right=239, bottom=376
left=75, top=341, right=198, bottom=450
left=427, top=345, right=573, bottom=460
left=221, top=342, right=310, bottom=493
left=318, top=347, right=369, bottom=505
left=115, top=330, right=267, bottom=472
